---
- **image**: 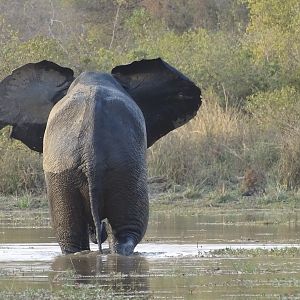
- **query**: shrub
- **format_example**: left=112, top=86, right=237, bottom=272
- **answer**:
left=246, top=87, right=300, bottom=189
left=246, top=86, right=300, bottom=127
left=278, top=126, right=300, bottom=189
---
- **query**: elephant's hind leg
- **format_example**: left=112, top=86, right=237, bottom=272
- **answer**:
left=45, top=171, right=90, bottom=254
left=105, top=165, right=149, bottom=256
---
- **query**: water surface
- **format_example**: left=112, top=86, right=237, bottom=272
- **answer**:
left=0, top=210, right=299, bottom=299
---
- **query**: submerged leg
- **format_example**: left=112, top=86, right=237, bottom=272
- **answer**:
left=105, top=166, right=149, bottom=256
left=114, top=235, right=137, bottom=256
left=45, top=171, right=90, bottom=254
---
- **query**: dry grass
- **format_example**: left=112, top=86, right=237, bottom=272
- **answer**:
left=148, top=90, right=280, bottom=193
left=278, top=125, right=300, bottom=189
left=0, top=91, right=300, bottom=196
left=0, top=129, right=45, bottom=195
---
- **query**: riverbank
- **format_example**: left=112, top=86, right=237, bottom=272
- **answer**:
left=1, top=176, right=299, bottom=213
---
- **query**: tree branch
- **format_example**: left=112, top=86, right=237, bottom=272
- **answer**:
left=109, top=3, right=121, bottom=50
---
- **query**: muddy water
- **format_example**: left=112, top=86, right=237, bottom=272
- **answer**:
left=0, top=210, right=300, bottom=299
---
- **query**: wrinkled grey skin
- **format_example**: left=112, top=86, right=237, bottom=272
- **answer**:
left=0, top=58, right=201, bottom=255
left=44, top=73, right=148, bottom=255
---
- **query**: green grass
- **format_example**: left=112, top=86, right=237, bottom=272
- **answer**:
left=0, top=195, right=47, bottom=211
left=149, top=182, right=300, bottom=213
left=210, top=247, right=300, bottom=257
left=1, top=183, right=299, bottom=220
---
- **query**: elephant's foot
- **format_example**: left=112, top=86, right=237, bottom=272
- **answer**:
left=62, top=247, right=90, bottom=255
left=60, top=241, right=90, bottom=255
left=114, top=237, right=136, bottom=256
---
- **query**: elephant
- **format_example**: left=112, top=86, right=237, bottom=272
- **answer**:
left=0, top=58, right=201, bottom=255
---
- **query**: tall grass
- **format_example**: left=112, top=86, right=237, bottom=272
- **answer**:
left=278, top=126, right=300, bottom=189
left=148, top=90, right=280, bottom=193
left=0, top=129, right=45, bottom=195
left=0, top=92, right=300, bottom=196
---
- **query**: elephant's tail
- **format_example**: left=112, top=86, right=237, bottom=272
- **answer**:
left=87, top=174, right=103, bottom=253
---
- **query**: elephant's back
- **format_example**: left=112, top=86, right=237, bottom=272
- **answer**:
left=92, top=79, right=146, bottom=168
left=43, top=73, right=146, bottom=174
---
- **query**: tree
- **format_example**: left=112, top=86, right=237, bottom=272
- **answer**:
left=245, top=0, right=300, bottom=88
left=142, top=0, right=249, bottom=33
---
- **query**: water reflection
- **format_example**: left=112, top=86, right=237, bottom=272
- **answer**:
left=146, top=211, right=300, bottom=244
left=51, top=252, right=150, bottom=293
left=1, top=210, right=299, bottom=245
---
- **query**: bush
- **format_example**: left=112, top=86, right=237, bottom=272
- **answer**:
left=278, top=126, right=300, bottom=189
left=246, top=87, right=300, bottom=189
left=246, top=86, right=300, bottom=127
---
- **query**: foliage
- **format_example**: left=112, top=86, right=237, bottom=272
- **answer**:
left=124, top=14, right=263, bottom=107
left=247, top=87, right=300, bottom=126
left=0, top=34, right=66, bottom=79
left=245, top=0, right=300, bottom=88
left=142, top=0, right=249, bottom=33
left=1, top=0, right=300, bottom=195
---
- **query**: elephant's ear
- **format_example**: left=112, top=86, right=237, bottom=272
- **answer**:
left=0, top=60, right=74, bottom=152
left=111, top=58, right=201, bottom=147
